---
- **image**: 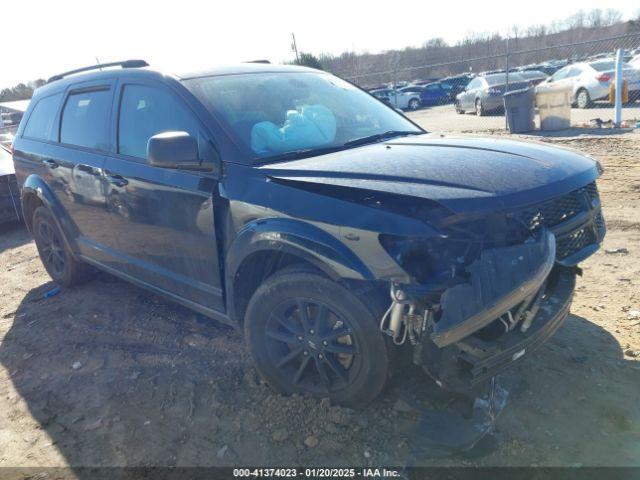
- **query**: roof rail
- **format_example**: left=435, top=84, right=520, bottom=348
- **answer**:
left=245, top=59, right=271, bottom=64
left=47, top=59, right=149, bottom=83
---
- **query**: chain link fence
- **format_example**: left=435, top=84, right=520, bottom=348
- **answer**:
left=337, top=32, right=640, bottom=133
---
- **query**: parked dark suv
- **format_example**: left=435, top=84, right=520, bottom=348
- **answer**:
left=13, top=60, right=605, bottom=407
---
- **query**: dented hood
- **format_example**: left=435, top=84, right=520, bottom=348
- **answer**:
left=259, top=134, right=600, bottom=213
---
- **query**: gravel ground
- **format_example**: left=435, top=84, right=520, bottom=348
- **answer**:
left=0, top=130, right=639, bottom=473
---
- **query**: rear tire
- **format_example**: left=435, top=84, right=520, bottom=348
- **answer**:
left=244, top=270, right=390, bottom=407
left=455, top=101, right=464, bottom=114
left=32, top=206, right=92, bottom=287
left=408, top=98, right=420, bottom=110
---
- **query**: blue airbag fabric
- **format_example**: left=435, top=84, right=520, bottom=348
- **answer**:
left=251, top=105, right=337, bottom=155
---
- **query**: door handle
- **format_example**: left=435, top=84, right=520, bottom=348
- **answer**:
left=77, top=163, right=100, bottom=175
left=105, top=174, right=129, bottom=187
left=42, top=159, right=59, bottom=169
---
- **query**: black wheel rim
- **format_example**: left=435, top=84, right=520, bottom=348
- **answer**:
left=264, top=298, right=360, bottom=393
left=38, top=220, right=65, bottom=277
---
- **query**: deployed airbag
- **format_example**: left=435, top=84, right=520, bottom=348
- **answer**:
left=251, top=104, right=337, bottom=155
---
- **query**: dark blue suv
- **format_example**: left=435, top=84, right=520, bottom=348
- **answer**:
left=12, top=60, right=605, bottom=406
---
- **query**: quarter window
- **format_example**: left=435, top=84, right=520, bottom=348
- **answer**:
left=23, top=93, right=63, bottom=141
left=118, top=85, right=199, bottom=159
left=60, top=89, right=111, bottom=150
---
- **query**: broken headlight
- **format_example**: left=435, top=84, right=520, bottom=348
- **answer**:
left=380, top=211, right=535, bottom=286
left=379, top=234, right=476, bottom=286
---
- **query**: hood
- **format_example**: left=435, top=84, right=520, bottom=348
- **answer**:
left=259, top=134, right=600, bottom=214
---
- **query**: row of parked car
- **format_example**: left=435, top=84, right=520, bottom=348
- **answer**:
left=456, top=55, right=640, bottom=116
left=367, top=51, right=640, bottom=113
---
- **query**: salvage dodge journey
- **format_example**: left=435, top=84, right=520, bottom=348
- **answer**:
left=12, top=60, right=606, bottom=406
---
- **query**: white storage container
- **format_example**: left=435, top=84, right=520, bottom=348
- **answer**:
left=535, top=83, right=572, bottom=131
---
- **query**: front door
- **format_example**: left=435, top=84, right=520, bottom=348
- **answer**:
left=103, top=82, right=224, bottom=312
left=461, top=78, right=482, bottom=110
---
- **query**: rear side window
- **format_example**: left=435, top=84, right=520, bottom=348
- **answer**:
left=60, top=89, right=111, bottom=150
left=118, top=84, right=199, bottom=159
left=590, top=61, right=615, bottom=72
left=23, top=93, right=62, bottom=141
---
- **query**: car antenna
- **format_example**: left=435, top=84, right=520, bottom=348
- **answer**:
left=96, top=57, right=102, bottom=71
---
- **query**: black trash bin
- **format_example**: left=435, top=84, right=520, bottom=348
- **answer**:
left=503, top=87, right=535, bottom=133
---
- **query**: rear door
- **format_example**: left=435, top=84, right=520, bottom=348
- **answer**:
left=56, top=84, right=116, bottom=264
left=14, top=82, right=117, bottom=267
left=103, top=80, right=224, bottom=312
left=421, top=84, right=442, bottom=105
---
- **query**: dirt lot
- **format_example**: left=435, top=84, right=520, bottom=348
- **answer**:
left=0, top=129, right=639, bottom=473
left=410, top=103, right=640, bottom=133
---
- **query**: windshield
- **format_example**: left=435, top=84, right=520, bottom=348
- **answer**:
left=185, top=72, right=422, bottom=162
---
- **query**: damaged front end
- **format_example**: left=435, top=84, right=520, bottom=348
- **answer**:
left=378, top=181, right=606, bottom=394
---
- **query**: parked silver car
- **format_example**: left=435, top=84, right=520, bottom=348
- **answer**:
left=455, top=73, right=529, bottom=116
left=370, top=88, right=421, bottom=110
left=543, top=59, right=640, bottom=108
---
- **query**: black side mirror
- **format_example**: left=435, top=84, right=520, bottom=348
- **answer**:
left=147, top=131, right=212, bottom=171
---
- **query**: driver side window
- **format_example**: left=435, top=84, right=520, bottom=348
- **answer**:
left=118, top=84, right=200, bottom=160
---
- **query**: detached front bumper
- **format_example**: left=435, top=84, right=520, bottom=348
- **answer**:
left=418, top=266, right=575, bottom=390
left=412, top=227, right=578, bottom=392
left=457, top=267, right=575, bottom=384
left=431, top=230, right=556, bottom=348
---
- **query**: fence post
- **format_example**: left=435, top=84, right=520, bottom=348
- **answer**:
left=614, top=48, right=623, bottom=128
left=505, top=37, right=510, bottom=130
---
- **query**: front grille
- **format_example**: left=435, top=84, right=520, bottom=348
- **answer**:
left=518, top=182, right=598, bottom=231
left=515, top=182, right=605, bottom=263
left=556, top=226, right=597, bottom=260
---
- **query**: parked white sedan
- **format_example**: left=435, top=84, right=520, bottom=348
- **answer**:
left=370, top=88, right=421, bottom=110
left=543, top=59, right=640, bottom=108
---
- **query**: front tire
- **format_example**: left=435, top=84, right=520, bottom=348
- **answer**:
left=576, top=88, right=592, bottom=109
left=244, top=271, right=390, bottom=407
left=475, top=98, right=485, bottom=116
left=32, top=206, right=92, bottom=287
left=408, top=98, right=420, bottom=110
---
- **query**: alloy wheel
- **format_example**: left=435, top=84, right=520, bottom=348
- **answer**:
left=577, top=90, right=589, bottom=109
left=38, top=220, right=65, bottom=277
left=264, top=298, right=359, bottom=392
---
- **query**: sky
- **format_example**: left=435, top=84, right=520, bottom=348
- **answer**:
left=1, top=0, right=638, bottom=89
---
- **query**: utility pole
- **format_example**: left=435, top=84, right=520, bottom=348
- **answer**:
left=291, top=33, right=300, bottom=64
left=505, top=36, right=510, bottom=130
left=614, top=48, right=623, bottom=127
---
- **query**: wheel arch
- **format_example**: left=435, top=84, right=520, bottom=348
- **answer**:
left=225, top=218, right=374, bottom=325
left=21, top=174, right=79, bottom=257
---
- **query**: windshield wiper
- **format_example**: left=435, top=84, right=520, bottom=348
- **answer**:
left=258, top=130, right=423, bottom=164
left=259, top=145, right=349, bottom=163
left=343, top=130, right=422, bottom=148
